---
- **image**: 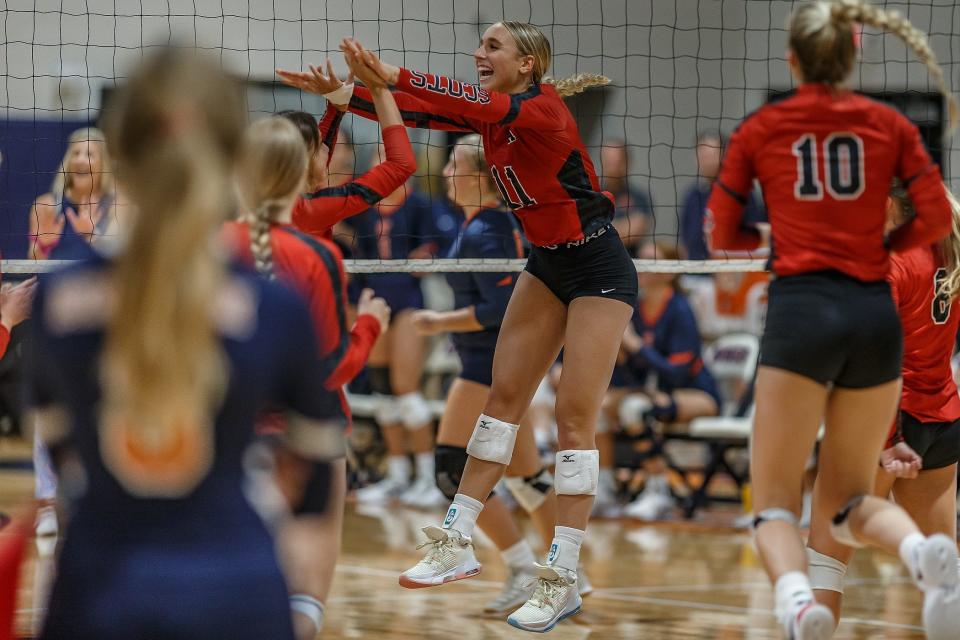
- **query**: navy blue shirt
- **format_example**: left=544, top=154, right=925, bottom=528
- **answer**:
left=626, top=288, right=720, bottom=403
left=47, top=192, right=114, bottom=260
left=680, top=180, right=765, bottom=260
left=27, top=256, right=342, bottom=638
left=444, top=207, right=522, bottom=351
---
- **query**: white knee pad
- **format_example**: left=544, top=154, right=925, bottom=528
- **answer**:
left=398, top=392, right=433, bottom=430
left=752, top=508, right=799, bottom=530
left=807, top=547, right=847, bottom=593
left=618, top=393, right=652, bottom=430
left=466, top=414, right=518, bottom=465
left=504, top=468, right=554, bottom=513
left=373, top=395, right=401, bottom=427
left=554, top=449, right=599, bottom=496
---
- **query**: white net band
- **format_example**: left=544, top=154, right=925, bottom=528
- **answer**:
left=1, top=258, right=769, bottom=275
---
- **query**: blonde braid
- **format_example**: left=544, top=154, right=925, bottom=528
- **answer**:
left=937, top=187, right=960, bottom=301
left=248, top=207, right=277, bottom=280
left=543, top=73, right=611, bottom=98
left=830, top=0, right=958, bottom=132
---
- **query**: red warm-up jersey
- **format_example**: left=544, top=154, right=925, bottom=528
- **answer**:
left=347, top=70, right=614, bottom=247
left=292, top=119, right=415, bottom=241
left=707, top=83, right=951, bottom=281
left=888, top=244, right=960, bottom=423
left=223, top=221, right=380, bottom=421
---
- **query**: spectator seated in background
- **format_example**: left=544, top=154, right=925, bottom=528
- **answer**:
left=28, top=127, right=119, bottom=260
left=679, top=132, right=765, bottom=261
left=684, top=271, right=769, bottom=341
left=601, top=139, right=653, bottom=254
left=595, top=241, right=721, bottom=520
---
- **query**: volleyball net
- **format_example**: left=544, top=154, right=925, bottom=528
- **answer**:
left=0, top=0, right=957, bottom=278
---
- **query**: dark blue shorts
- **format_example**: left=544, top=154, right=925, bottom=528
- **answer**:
left=457, top=346, right=495, bottom=387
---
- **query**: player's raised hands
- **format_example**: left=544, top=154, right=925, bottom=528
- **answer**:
left=276, top=58, right=353, bottom=102
left=339, top=38, right=399, bottom=86
left=341, top=44, right=387, bottom=90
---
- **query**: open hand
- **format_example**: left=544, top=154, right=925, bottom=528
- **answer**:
left=339, top=38, right=399, bottom=85
left=276, top=58, right=353, bottom=104
left=0, top=275, right=38, bottom=330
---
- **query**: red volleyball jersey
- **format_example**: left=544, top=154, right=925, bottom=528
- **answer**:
left=223, top=222, right=380, bottom=421
left=707, top=84, right=951, bottom=281
left=0, top=325, right=8, bottom=360
left=291, top=123, right=415, bottom=241
left=888, top=244, right=960, bottom=423
left=348, top=70, right=614, bottom=247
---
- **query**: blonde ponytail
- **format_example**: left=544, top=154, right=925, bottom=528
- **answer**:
left=936, top=187, right=960, bottom=301
left=543, top=73, right=611, bottom=98
left=235, top=117, right=308, bottom=281
left=791, top=1, right=957, bottom=132
left=100, top=48, right=245, bottom=497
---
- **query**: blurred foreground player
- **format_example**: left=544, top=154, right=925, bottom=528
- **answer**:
left=707, top=2, right=958, bottom=638
left=27, top=49, right=344, bottom=640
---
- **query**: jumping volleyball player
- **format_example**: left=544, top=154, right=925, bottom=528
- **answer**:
left=805, top=186, right=960, bottom=630
left=707, top=2, right=958, bottom=638
left=410, top=133, right=592, bottom=613
left=27, top=48, right=345, bottom=640
left=280, top=20, right=636, bottom=632
left=227, top=55, right=413, bottom=638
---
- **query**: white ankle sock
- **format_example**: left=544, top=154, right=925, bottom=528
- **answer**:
left=899, top=531, right=925, bottom=581
left=501, top=540, right=536, bottom=571
left=414, top=452, right=434, bottom=480
left=774, top=571, right=814, bottom=621
left=386, top=456, right=411, bottom=484
left=442, top=493, right=483, bottom=538
left=547, top=526, right=585, bottom=573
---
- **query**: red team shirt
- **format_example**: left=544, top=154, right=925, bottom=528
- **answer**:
left=347, top=69, right=614, bottom=247
left=223, top=222, right=380, bottom=422
left=707, top=84, right=951, bottom=280
left=292, top=120, right=416, bottom=241
left=888, top=244, right=960, bottom=423
left=0, top=325, right=8, bottom=360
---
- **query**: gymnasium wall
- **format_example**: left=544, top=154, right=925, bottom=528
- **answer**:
left=2, top=0, right=957, bottom=257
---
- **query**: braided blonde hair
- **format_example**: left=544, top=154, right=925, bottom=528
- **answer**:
left=235, top=117, right=308, bottom=279
left=790, top=1, right=957, bottom=131
left=498, top=21, right=610, bottom=98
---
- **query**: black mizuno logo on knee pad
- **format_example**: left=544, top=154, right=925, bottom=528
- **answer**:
left=562, top=454, right=575, bottom=462
left=479, top=420, right=491, bottom=429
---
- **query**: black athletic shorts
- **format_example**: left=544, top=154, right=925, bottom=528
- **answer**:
left=524, top=224, right=638, bottom=307
left=760, top=270, right=901, bottom=388
left=898, top=411, right=960, bottom=470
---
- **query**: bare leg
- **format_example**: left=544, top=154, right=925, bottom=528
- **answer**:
left=893, top=463, right=958, bottom=538
left=506, top=414, right=558, bottom=549
left=553, top=296, right=634, bottom=530
left=456, top=273, right=567, bottom=502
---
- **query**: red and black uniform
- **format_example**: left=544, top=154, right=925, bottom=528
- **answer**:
left=346, top=72, right=637, bottom=307
left=0, top=325, right=9, bottom=360
left=224, top=221, right=381, bottom=426
left=708, top=84, right=952, bottom=387
left=887, top=245, right=960, bottom=469
left=292, top=114, right=416, bottom=243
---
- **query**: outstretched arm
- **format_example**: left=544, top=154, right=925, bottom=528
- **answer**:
left=341, top=38, right=565, bottom=129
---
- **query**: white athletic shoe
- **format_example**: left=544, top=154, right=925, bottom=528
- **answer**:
left=779, top=601, right=834, bottom=640
left=507, top=564, right=582, bottom=633
left=400, top=477, right=448, bottom=509
left=623, top=484, right=674, bottom=521
left=484, top=567, right=537, bottom=613
left=913, top=534, right=960, bottom=640
left=577, top=566, right=593, bottom=597
left=355, top=476, right=409, bottom=505
left=399, top=525, right=482, bottom=589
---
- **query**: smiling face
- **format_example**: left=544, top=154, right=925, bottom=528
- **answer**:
left=474, top=23, right=536, bottom=93
left=66, top=139, right=103, bottom=183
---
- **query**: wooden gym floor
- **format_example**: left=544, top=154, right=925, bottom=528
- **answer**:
left=1, top=437, right=930, bottom=639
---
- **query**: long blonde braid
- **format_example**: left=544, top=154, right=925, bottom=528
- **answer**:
left=936, top=187, right=960, bottom=301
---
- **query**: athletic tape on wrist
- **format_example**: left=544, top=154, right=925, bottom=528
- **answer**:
left=290, top=593, right=325, bottom=632
left=322, top=82, right=354, bottom=106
